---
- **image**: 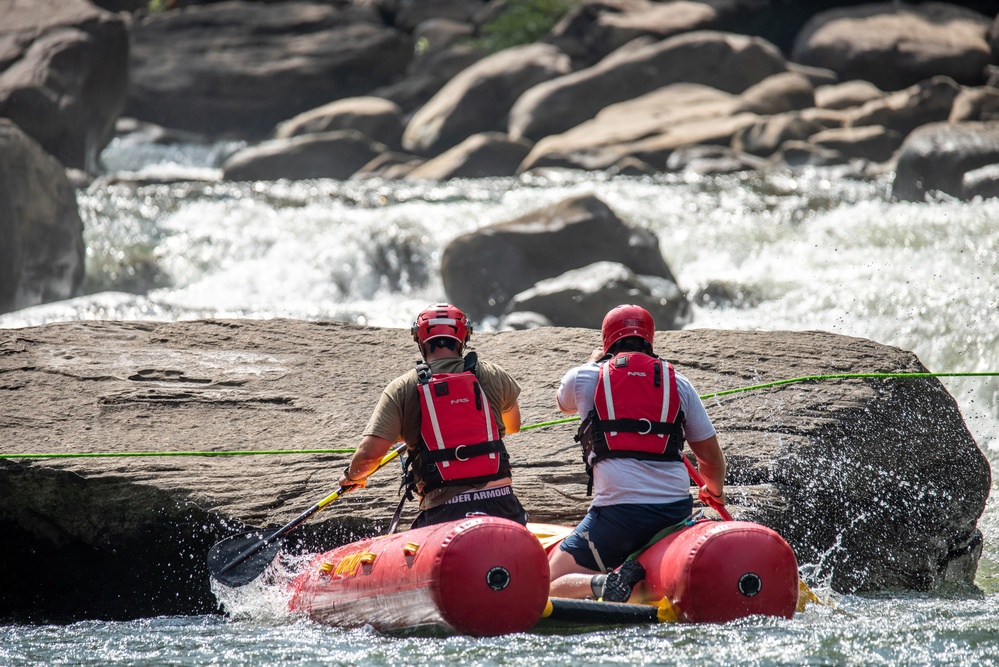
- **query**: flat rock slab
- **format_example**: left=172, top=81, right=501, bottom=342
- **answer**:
left=0, top=319, right=989, bottom=620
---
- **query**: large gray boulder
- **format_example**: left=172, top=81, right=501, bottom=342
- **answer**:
left=221, top=130, right=388, bottom=182
left=405, top=132, right=533, bottom=180
left=844, top=76, right=961, bottom=137
left=518, top=74, right=820, bottom=172
left=508, top=31, right=787, bottom=143
left=126, top=1, right=413, bottom=137
left=791, top=2, right=993, bottom=92
left=892, top=121, right=999, bottom=202
left=274, top=97, right=406, bottom=151
left=402, top=43, right=571, bottom=156
left=0, top=320, right=989, bottom=619
left=519, top=83, right=746, bottom=172
left=0, top=0, right=128, bottom=170
left=504, top=261, right=691, bottom=330
left=544, top=0, right=759, bottom=66
left=440, top=194, right=688, bottom=322
left=0, top=120, right=85, bottom=315
left=371, top=43, right=486, bottom=114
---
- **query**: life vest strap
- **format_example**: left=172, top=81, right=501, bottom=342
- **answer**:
left=422, top=439, right=505, bottom=463
left=594, top=417, right=683, bottom=436
left=597, top=448, right=684, bottom=463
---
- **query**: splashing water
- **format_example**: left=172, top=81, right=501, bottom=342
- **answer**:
left=209, top=552, right=311, bottom=624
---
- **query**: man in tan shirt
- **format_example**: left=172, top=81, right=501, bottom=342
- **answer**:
left=339, top=303, right=528, bottom=528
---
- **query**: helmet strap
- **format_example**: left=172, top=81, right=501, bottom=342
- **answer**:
left=420, top=338, right=462, bottom=359
left=607, top=337, right=653, bottom=356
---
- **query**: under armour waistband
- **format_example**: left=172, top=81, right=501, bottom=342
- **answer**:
left=444, top=484, right=513, bottom=505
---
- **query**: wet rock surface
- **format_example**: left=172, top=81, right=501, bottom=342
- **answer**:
left=0, top=319, right=990, bottom=619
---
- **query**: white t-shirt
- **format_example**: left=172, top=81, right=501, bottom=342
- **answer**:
left=556, top=360, right=717, bottom=508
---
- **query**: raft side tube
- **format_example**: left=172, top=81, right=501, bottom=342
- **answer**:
left=639, top=520, right=800, bottom=623
left=288, top=517, right=549, bottom=636
left=434, top=517, right=551, bottom=635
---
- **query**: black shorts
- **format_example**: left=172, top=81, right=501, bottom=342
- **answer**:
left=412, top=485, right=529, bottom=529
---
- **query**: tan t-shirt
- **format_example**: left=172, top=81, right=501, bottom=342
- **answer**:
left=363, top=354, right=522, bottom=509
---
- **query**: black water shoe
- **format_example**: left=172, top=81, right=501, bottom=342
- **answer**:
left=602, top=559, right=646, bottom=602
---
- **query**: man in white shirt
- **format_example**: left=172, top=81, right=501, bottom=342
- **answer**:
left=549, top=304, right=727, bottom=602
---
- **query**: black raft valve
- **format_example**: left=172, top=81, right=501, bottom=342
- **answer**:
left=486, top=566, right=511, bottom=591
left=738, top=572, right=762, bottom=597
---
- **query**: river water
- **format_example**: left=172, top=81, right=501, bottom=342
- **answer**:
left=1, top=139, right=998, bottom=665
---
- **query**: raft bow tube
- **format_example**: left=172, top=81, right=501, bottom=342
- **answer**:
left=288, top=516, right=550, bottom=636
left=637, top=519, right=799, bottom=623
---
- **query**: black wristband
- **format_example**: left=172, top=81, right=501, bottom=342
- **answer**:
left=343, top=466, right=357, bottom=482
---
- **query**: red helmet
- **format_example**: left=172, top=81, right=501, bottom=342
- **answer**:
left=411, top=303, right=471, bottom=347
left=602, top=304, right=654, bottom=353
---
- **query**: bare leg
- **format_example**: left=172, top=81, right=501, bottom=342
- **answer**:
left=548, top=544, right=601, bottom=599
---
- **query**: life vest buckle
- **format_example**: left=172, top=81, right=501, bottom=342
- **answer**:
left=637, top=417, right=653, bottom=435
left=454, top=444, right=469, bottom=461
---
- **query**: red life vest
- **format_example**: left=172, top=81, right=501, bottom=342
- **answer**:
left=414, top=354, right=510, bottom=490
left=579, top=352, right=685, bottom=471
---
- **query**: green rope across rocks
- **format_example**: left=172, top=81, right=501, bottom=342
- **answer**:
left=697, top=371, right=999, bottom=401
left=520, top=370, right=999, bottom=430
left=4, top=371, right=997, bottom=458
left=0, top=448, right=357, bottom=460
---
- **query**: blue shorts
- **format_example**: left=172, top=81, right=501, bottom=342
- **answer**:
left=559, top=499, right=694, bottom=572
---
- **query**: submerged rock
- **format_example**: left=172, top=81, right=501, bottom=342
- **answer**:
left=440, top=193, right=687, bottom=321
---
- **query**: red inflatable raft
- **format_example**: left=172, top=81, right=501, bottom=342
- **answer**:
left=287, top=515, right=802, bottom=635
left=288, top=516, right=550, bottom=636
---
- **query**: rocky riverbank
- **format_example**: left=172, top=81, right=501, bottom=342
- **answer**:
left=4, top=1, right=999, bottom=318
left=0, top=320, right=990, bottom=621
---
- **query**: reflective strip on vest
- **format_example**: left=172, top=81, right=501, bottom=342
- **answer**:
left=420, top=382, right=450, bottom=468
left=480, top=384, right=496, bottom=443
left=601, top=363, right=617, bottom=436
left=658, top=361, right=668, bottom=438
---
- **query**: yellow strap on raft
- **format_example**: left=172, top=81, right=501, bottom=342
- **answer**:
left=657, top=597, right=678, bottom=623
left=797, top=578, right=822, bottom=611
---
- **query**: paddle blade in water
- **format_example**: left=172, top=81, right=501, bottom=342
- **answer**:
left=207, top=531, right=284, bottom=587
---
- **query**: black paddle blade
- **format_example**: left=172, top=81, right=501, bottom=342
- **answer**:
left=207, top=531, right=284, bottom=587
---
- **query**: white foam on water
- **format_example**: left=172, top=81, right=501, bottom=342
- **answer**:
left=210, top=552, right=314, bottom=624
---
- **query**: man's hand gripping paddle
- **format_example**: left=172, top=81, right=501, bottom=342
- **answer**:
left=207, top=443, right=406, bottom=587
left=682, top=456, right=732, bottom=521
left=683, top=456, right=822, bottom=611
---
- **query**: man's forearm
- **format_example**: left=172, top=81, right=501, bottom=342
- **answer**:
left=346, top=435, right=393, bottom=480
